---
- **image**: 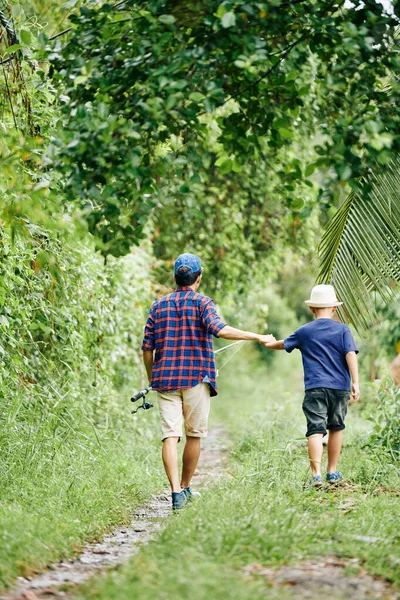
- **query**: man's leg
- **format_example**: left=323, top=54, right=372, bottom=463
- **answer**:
left=162, top=437, right=181, bottom=492
left=307, top=434, right=324, bottom=476
left=181, top=437, right=201, bottom=489
left=158, top=390, right=184, bottom=493
left=182, top=383, right=211, bottom=488
left=327, top=430, right=342, bottom=473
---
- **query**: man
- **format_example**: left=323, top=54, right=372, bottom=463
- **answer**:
left=141, top=253, right=274, bottom=510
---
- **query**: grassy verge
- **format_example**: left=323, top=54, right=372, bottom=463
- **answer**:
left=0, top=401, right=164, bottom=590
left=75, top=349, right=400, bottom=599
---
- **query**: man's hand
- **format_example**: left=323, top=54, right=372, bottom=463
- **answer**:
left=351, top=382, right=360, bottom=402
left=258, top=334, right=276, bottom=344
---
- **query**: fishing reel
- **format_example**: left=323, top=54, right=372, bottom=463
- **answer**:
left=130, top=386, right=154, bottom=414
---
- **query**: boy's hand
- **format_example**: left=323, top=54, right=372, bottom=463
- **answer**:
left=351, top=383, right=360, bottom=402
left=258, top=334, right=276, bottom=344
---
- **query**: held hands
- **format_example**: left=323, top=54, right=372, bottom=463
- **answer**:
left=258, top=334, right=277, bottom=345
left=351, top=382, right=360, bottom=402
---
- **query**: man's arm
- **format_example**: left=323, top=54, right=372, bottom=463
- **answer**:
left=217, top=325, right=274, bottom=344
left=263, top=339, right=285, bottom=350
left=143, top=350, right=154, bottom=384
left=346, top=351, right=360, bottom=401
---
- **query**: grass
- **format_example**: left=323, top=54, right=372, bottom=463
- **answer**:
left=74, top=348, right=400, bottom=599
left=0, top=398, right=164, bottom=591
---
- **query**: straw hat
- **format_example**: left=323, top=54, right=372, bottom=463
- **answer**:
left=305, top=284, right=343, bottom=308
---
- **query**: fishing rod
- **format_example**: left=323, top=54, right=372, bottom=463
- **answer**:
left=130, top=386, right=153, bottom=414
left=130, top=341, right=245, bottom=415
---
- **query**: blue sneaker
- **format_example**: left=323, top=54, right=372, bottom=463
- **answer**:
left=326, top=471, right=343, bottom=483
left=308, top=475, right=323, bottom=487
left=183, top=487, right=200, bottom=501
left=172, top=490, right=188, bottom=511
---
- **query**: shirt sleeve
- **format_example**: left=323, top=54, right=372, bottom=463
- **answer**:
left=200, top=298, right=227, bottom=337
left=141, top=305, right=156, bottom=351
left=343, top=326, right=359, bottom=355
left=284, top=330, right=300, bottom=353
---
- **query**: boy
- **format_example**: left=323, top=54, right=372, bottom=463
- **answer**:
left=264, top=284, right=359, bottom=485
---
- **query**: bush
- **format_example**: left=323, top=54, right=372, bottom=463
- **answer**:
left=365, top=375, right=400, bottom=459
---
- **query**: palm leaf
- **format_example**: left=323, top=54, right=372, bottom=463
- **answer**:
left=317, top=157, right=400, bottom=332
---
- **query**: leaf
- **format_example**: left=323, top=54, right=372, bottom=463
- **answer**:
left=221, top=12, right=236, bottom=28
left=305, top=163, right=315, bottom=177
left=317, top=157, right=400, bottom=332
left=0, top=315, right=10, bottom=327
left=5, top=44, right=22, bottom=54
left=158, top=14, right=176, bottom=24
left=279, top=128, right=293, bottom=139
left=219, top=159, right=232, bottom=174
left=272, top=117, right=290, bottom=130
left=232, top=160, right=242, bottom=173
left=298, top=85, right=310, bottom=96
left=189, top=92, right=205, bottom=102
left=19, top=29, right=31, bottom=46
left=291, top=198, right=305, bottom=211
left=216, top=4, right=227, bottom=18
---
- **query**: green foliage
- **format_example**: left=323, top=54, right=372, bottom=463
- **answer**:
left=366, top=376, right=400, bottom=459
left=48, top=0, right=400, bottom=256
left=0, top=195, right=161, bottom=588
left=317, top=158, right=400, bottom=331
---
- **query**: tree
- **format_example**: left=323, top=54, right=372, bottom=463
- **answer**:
left=47, top=0, right=400, bottom=256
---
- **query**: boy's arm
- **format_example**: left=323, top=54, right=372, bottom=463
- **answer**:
left=346, top=351, right=360, bottom=401
left=264, top=339, right=285, bottom=350
left=143, top=350, right=154, bottom=384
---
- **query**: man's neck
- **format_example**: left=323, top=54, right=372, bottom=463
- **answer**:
left=177, top=284, right=198, bottom=292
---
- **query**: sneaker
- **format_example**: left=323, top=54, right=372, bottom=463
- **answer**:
left=172, top=490, right=188, bottom=511
left=308, top=475, right=323, bottom=487
left=183, top=487, right=201, bottom=501
left=326, top=471, right=343, bottom=483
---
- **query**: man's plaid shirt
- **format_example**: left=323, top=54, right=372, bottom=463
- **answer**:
left=141, top=287, right=226, bottom=396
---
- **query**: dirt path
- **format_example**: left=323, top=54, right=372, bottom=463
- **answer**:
left=1, top=426, right=230, bottom=600
left=243, top=556, right=400, bottom=599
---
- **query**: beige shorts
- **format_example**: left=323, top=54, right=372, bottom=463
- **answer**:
left=157, top=383, right=211, bottom=441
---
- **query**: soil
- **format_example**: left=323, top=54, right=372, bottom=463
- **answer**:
left=243, top=557, right=400, bottom=599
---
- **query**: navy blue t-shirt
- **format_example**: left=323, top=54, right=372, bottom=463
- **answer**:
left=284, top=319, right=358, bottom=391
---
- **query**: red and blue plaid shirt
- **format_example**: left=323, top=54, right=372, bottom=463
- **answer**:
left=141, top=287, right=226, bottom=396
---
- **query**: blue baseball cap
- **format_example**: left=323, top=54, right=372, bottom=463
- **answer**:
left=174, top=253, right=202, bottom=275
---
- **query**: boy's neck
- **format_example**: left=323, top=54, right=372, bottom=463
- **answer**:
left=313, top=307, right=334, bottom=319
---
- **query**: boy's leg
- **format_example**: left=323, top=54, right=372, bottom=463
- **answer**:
left=162, top=437, right=181, bottom=492
left=307, top=434, right=324, bottom=476
left=327, top=430, right=342, bottom=473
left=326, top=390, right=350, bottom=474
left=303, top=389, right=328, bottom=477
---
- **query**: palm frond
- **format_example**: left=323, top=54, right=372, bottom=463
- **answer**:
left=317, top=157, right=400, bottom=332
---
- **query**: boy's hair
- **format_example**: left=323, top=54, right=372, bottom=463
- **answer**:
left=175, top=266, right=202, bottom=286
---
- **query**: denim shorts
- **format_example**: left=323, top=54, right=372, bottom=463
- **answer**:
left=302, top=388, right=350, bottom=437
